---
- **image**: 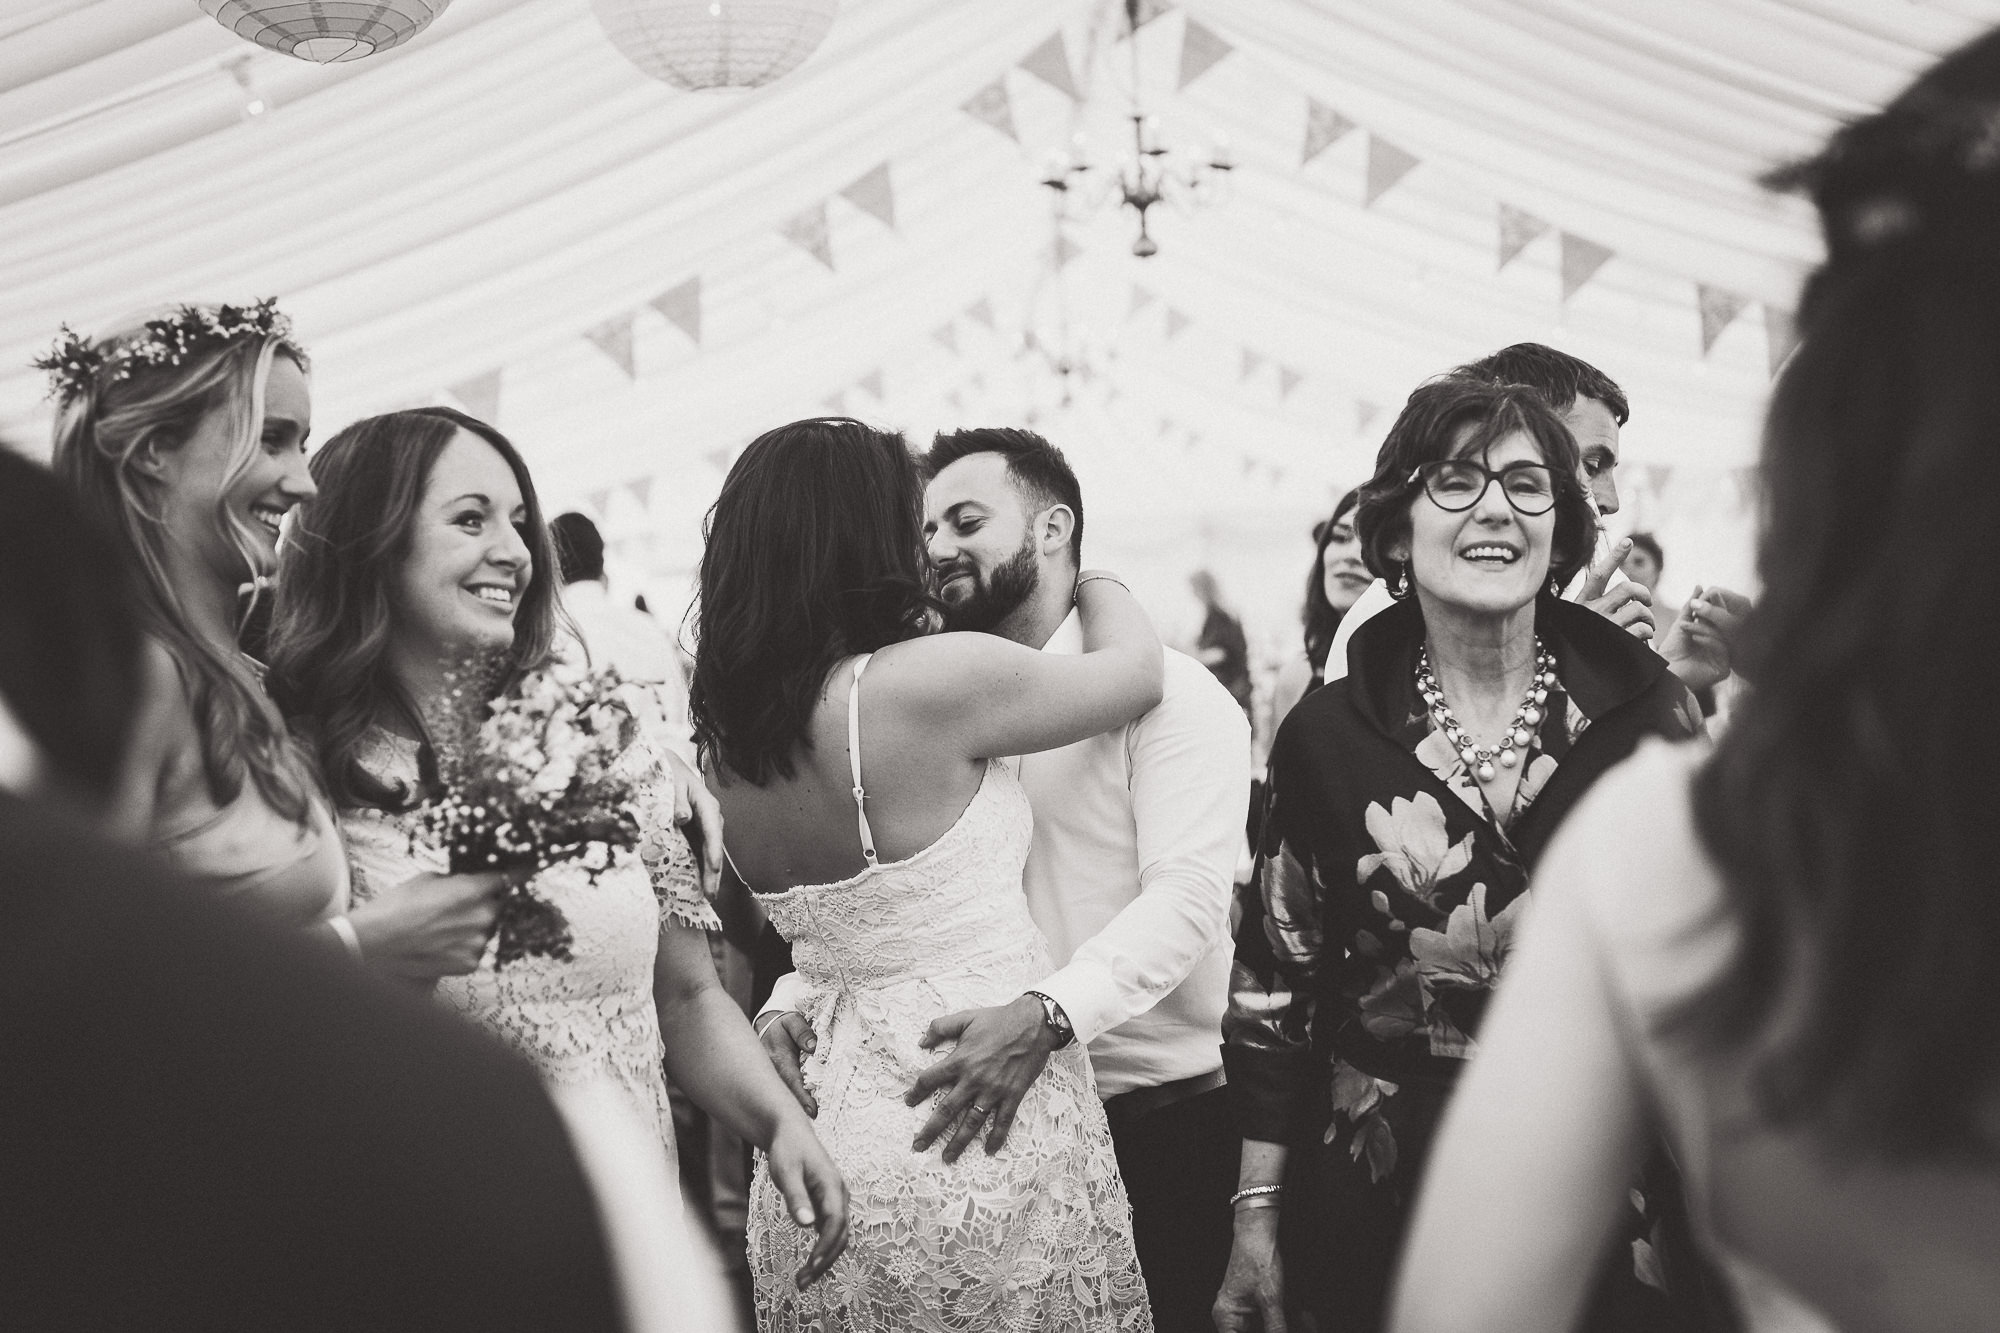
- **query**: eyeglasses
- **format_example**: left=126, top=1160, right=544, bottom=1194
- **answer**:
left=1408, top=460, right=1558, bottom=515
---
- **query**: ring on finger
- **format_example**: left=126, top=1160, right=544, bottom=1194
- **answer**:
left=969, top=1104, right=992, bottom=1120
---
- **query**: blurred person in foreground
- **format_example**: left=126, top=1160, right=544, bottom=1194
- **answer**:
left=1213, top=379, right=1704, bottom=1333
left=0, top=452, right=726, bottom=1333
left=551, top=510, right=695, bottom=763
left=1393, top=28, right=2000, bottom=1333
left=1327, top=345, right=1750, bottom=696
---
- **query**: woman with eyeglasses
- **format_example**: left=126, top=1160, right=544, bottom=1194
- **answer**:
left=1211, top=377, right=1703, bottom=1333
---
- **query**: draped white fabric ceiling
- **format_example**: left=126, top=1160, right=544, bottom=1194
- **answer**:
left=3, top=0, right=1995, bottom=621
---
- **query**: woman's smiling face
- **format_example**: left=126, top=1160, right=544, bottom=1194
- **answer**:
left=1320, top=510, right=1369, bottom=614
left=390, top=430, right=532, bottom=663
left=1395, top=427, right=1557, bottom=623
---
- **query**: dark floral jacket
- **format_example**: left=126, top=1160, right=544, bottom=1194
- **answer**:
left=1225, top=594, right=1704, bottom=1185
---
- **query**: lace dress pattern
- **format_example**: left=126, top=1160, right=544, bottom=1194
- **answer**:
left=340, top=727, right=718, bottom=1170
left=747, top=761, right=1152, bottom=1332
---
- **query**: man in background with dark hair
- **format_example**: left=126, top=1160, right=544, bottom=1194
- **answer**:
left=755, top=426, right=1251, bottom=1333
left=550, top=510, right=693, bottom=763
left=1325, top=344, right=1748, bottom=693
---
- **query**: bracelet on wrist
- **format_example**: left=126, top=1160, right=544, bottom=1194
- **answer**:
left=753, top=1010, right=797, bottom=1038
left=1071, top=573, right=1128, bottom=602
left=1229, top=1184, right=1283, bottom=1208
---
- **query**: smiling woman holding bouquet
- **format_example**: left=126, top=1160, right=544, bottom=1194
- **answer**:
left=1212, top=378, right=1703, bottom=1333
left=268, top=407, right=848, bottom=1288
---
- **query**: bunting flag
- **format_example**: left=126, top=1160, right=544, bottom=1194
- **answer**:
left=586, top=487, right=614, bottom=517
left=584, top=314, right=637, bottom=378
left=969, top=372, right=986, bottom=392
left=1696, top=284, right=1748, bottom=355
left=1278, top=365, right=1304, bottom=399
left=1165, top=307, right=1191, bottom=339
left=1121, top=0, right=1172, bottom=34
left=965, top=296, right=995, bottom=328
left=840, top=163, right=896, bottom=229
left=1764, top=305, right=1800, bottom=377
left=1052, top=233, right=1084, bottom=268
left=944, top=388, right=963, bottom=411
left=856, top=370, right=884, bottom=399
left=650, top=275, right=701, bottom=345
left=1496, top=204, right=1549, bottom=272
left=780, top=202, right=834, bottom=269
left=1355, top=400, right=1381, bottom=433
left=1128, top=284, right=1156, bottom=317
left=1018, top=32, right=1080, bottom=100
left=1178, top=18, right=1233, bottom=89
left=1559, top=232, right=1614, bottom=302
left=932, top=322, right=958, bottom=353
left=705, top=447, right=733, bottom=472
left=1159, top=417, right=1174, bottom=437
left=1364, top=135, right=1420, bottom=207
left=962, top=78, right=1017, bottom=142
left=822, top=391, right=844, bottom=414
left=1241, top=347, right=1265, bottom=381
left=625, top=476, right=653, bottom=510
left=1302, top=99, right=1354, bottom=166
left=448, top=370, right=501, bottom=423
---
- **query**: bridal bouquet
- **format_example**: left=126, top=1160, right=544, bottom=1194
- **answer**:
left=419, top=658, right=646, bottom=968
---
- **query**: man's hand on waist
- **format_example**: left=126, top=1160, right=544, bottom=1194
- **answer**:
left=904, top=995, right=1063, bottom=1163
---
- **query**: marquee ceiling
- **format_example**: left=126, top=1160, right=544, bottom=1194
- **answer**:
left=3, top=0, right=1995, bottom=582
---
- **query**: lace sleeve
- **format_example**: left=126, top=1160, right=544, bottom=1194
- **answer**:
left=627, top=735, right=721, bottom=933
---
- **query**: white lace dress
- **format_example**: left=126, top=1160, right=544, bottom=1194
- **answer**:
left=340, top=727, right=719, bottom=1170
left=745, top=655, right=1152, bottom=1332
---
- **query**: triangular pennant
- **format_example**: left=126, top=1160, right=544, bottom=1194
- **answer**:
left=1364, top=135, right=1420, bottom=207
left=584, top=314, right=636, bottom=378
left=932, top=322, right=959, bottom=353
left=780, top=202, right=834, bottom=269
left=1240, top=455, right=1258, bottom=478
left=586, top=487, right=614, bottom=517
left=448, top=370, right=501, bottom=423
left=625, top=476, right=653, bottom=510
left=1302, top=98, right=1354, bottom=166
left=1241, top=347, right=1265, bottom=381
left=1178, top=18, right=1234, bottom=89
left=968, top=372, right=986, bottom=392
left=965, top=297, right=996, bottom=329
left=1496, top=203, right=1549, bottom=272
left=962, top=78, right=1017, bottom=142
left=1559, top=233, right=1614, bottom=302
left=944, top=389, right=963, bottom=411
left=1278, top=365, right=1304, bottom=399
left=649, top=275, right=701, bottom=345
left=1165, top=307, right=1191, bottom=339
left=821, top=391, right=844, bottom=414
left=1128, top=284, right=1157, bottom=318
left=1121, top=0, right=1172, bottom=35
left=840, top=163, right=896, bottom=229
left=1764, top=305, right=1800, bottom=378
left=1355, top=400, right=1381, bottom=433
left=1052, top=233, right=1085, bottom=268
left=1017, top=31, right=1080, bottom=100
left=1159, top=417, right=1175, bottom=437
left=1697, top=284, right=1749, bottom=355
left=856, top=370, right=884, bottom=399
left=704, top=447, right=733, bottom=472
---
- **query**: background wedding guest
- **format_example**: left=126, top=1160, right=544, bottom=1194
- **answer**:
left=268, top=406, right=847, bottom=1293
left=1622, top=531, right=1750, bottom=720
left=551, top=510, right=695, bottom=763
left=43, top=303, right=509, bottom=980
left=1190, top=567, right=1254, bottom=715
left=1263, top=489, right=1367, bottom=752
left=1214, top=379, right=1702, bottom=1333
left=1392, top=27, right=2000, bottom=1331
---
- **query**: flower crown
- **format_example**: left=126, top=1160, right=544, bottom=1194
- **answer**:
left=32, top=298, right=294, bottom=402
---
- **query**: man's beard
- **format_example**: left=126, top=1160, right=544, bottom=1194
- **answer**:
left=938, top=537, right=1040, bottom=633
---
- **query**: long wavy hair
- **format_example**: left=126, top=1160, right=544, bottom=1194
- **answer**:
left=1684, top=28, right=2000, bottom=1158
left=691, top=418, right=939, bottom=785
left=266, top=407, right=562, bottom=811
left=48, top=312, right=315, bottom=822
left=1301, top=488, right=1361, bottom=673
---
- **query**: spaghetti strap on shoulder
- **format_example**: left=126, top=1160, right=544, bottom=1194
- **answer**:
left=847, top=653, right=878, bottom=866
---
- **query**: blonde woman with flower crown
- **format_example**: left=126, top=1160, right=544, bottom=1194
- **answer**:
left=44, top=303, right=507, bottom=982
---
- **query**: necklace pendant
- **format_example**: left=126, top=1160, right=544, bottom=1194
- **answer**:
left=1499, top=748, right=1518, bottom=769
left=1512, top=726, right=1532, bottom=746
left=1476, top=761, right=1497, bottom=782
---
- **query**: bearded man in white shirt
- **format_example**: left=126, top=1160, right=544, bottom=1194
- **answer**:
left=755, top=427, right=1250, bottom=1333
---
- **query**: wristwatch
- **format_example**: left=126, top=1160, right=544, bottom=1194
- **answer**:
left=1024, top=990, right=1075, bottom=1049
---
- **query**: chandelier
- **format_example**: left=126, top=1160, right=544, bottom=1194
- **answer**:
left=198, top=1, right=452, bottom=63
left=592, top=0, right=840, bottom=91
left=1039, top=0, right=1232, bottom=257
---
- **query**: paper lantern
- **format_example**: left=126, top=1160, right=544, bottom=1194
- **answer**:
left=592, top=0, right=839, bottom=91
left=199, top=1, right=454, bottom=64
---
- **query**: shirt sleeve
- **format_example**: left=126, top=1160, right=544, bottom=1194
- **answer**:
left=757, top=969, right=809, bottom=1022
left=1029, top=667, right=1252, bottom=1047
left=1223, top=733, right=1329, bottom=1143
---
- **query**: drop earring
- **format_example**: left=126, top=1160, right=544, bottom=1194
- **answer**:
left=1393, top=562, right=1411, bottom=600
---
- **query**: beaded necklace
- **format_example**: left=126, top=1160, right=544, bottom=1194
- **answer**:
left=1416, top=640, right=1559, bottom=783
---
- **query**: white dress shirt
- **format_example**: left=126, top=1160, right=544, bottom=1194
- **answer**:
left=559, top=579, right=695, bottom=765
left=762, top=612, right=1250, bottom=1099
